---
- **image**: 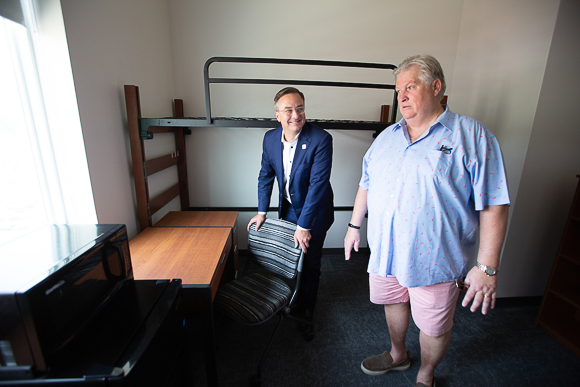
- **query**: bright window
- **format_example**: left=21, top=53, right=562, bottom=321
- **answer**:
left=0, top=0, right=96, bottom=244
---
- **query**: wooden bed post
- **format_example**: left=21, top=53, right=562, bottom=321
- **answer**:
left=124, top=85, right=152, bottom=231
left=173, top=99, right=190, bottom=211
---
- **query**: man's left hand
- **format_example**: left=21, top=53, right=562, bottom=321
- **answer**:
left=294, top=229, right=311, bottom=253
left=461, top=266, right=498, bottom=315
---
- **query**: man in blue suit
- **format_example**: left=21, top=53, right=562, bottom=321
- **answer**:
left=248, top=87, right=334, bottom=340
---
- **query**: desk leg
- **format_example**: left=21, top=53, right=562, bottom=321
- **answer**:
left=199, top=287, right=219, bottom=387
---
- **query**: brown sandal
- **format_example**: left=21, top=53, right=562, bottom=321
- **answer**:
left=415, top=377, right=436, bottom=387
left=360, top=351, right=411, bottom=376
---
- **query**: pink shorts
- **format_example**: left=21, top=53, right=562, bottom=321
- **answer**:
left=369, top=274, right=460, bottom=337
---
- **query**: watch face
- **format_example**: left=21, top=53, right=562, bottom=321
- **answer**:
left=486, top=267, right=497, bottom=275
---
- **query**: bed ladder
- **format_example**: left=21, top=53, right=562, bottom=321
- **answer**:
left=124, top=85, right=190, bottom=231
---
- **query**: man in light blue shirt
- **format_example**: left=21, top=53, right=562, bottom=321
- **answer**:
left=344, top=55, right=510, bottom=387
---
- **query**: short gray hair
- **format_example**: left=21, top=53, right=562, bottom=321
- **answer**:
left=394, top=55, right=446, bottom=100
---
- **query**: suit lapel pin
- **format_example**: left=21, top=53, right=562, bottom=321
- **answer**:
left=302, top=144, right=306, bottom=149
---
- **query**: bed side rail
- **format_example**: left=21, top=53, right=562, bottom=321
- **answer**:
left=203, top=57, right=398, bottom=125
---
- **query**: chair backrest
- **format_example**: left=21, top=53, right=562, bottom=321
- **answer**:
left=247, top=218, right=303, bottom=280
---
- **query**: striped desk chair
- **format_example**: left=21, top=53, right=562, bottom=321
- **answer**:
left=214, top=218, right=305, bottom=386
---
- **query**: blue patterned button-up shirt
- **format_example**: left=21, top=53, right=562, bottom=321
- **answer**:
left=360, top=106, right=510, bottom=287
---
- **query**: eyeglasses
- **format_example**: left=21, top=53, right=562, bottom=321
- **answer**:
left=277, top=107, right=305, bottom=116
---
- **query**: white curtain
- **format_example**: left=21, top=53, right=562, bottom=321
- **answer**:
left=0, top=0, right=96, bottom=243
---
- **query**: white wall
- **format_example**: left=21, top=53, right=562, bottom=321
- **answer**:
left=61, top=0, right=177, bottom=238
left=499, top=0, right=580, bottom=297
left=167, top=0, right=465, bottom=247
left=61, top=0, right=576, bottom=298
left=450, top=0, right=559, bottom=204
left=165, top=0, right=558, bottom=257
left=450, top=0, right=560, bottom=296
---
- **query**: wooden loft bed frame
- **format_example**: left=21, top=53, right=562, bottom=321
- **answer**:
left=124, top=57, right=448, bottom=232
left=124, top=85, right=190, bottom=232
left=124, top=57, right=402, bottom=232
left=135, top=57, right=401, bottom=140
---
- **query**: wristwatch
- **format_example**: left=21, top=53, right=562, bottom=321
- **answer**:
left=475, top=262, right=498, bottom=276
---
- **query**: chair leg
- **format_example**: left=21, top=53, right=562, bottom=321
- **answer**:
left=255, top=313, right=284, bottom=377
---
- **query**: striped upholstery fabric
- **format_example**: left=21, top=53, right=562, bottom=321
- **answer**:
left=247, top=219, right=302, bottom=280
left=214, top=218, right=303, bottom=325
left=214, top=272, right=291, bottom=324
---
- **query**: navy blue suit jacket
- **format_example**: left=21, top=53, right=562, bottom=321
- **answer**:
left=258, top=123, right=334, bottom=234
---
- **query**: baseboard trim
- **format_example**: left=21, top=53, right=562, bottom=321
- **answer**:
left=322, top=247, right=370, bottom=255
left=237, top=249, right=543, bottom=305
left=239, top=247, right=370, bottom=256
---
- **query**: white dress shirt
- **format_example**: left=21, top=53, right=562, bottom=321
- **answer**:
left=258, top=130, right=308, bottom=231
left=282, top=132, right=299, bottom=203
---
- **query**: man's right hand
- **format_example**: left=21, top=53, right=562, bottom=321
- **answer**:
left=344, top=227, right=361, bottom=260
left=247, top=214, right=266, bottom=231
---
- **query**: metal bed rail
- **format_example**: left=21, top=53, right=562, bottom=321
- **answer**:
left=138, top=57, right=399, bottom=139
left=203, top=57, right=398, bottom=123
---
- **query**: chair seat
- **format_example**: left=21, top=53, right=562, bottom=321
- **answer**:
left=214, top=272, right=291, bottom=324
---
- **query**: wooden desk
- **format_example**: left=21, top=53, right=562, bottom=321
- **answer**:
left=155, top=211, right=239, bottom=280
left=155, top=210, right=237, bottom=229
left=130, top=227, right=231, bottom=387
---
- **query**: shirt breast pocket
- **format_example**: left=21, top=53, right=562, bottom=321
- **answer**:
left=419, top=149, right=453, bottom=178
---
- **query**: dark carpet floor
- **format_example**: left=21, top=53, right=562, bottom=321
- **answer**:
left=187, top=251, right=579, bottom=387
